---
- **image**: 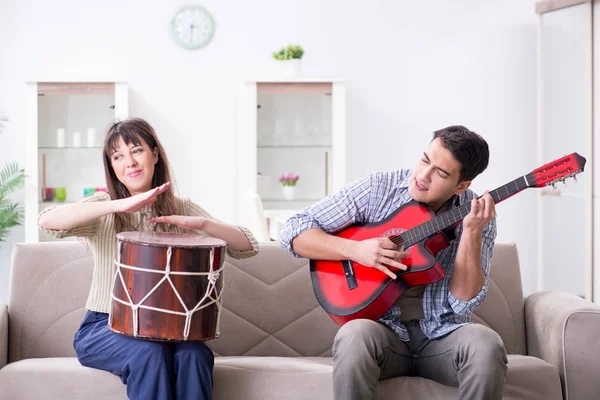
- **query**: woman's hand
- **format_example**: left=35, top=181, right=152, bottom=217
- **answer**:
left=149, top=215, right=207, bottom=230
left=151, top=216, right=254, bottom=252
left=114, top=182, right=171, bottom=213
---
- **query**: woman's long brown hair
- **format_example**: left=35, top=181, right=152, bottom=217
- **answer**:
left=103, top=118, right=178, bottom=233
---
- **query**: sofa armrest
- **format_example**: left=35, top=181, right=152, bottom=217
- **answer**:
left=0, top=304, right=7, bottom=369
left=525, top=291, right=600, bottom=400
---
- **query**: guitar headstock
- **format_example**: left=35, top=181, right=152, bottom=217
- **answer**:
left=526, top=153, right=586, bottom=188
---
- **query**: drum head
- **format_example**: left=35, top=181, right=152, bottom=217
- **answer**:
left=117, top=231, right=226, bottom=248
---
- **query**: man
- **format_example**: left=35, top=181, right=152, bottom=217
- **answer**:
left=279, top=125, right=507, bottom=400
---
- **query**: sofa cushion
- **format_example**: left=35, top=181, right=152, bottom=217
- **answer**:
left=473, top=243, right=527, bottom=355
left=209, top=253, right=339, bottom=357
left=377, top=355, right=561, bottom=400
left=215, top=355, right=561, bottom=400
left=193, top=242, right=529, bottom=358
left=8, top=242, right=91, bottom=363
left=0, top=354, right=561, bottom=400
left=214, top=357, right=333, bottom=400
left=0, top=357, right=126, bottom=399
left=503, top=355, right=562, bottom=400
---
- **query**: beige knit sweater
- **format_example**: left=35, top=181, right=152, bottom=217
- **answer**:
left=39, top=191, right=259, bottom=314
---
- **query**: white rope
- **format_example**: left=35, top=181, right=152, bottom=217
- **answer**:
left=111, top=245, right=223, bottom=340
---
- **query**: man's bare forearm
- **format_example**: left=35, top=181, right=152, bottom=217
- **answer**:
left=291, top=228, right=356, bottom=260
left=450, top=228, right=485, bottom=300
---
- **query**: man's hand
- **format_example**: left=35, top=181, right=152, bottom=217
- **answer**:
left=349, top=237, right=408, bottom=280
left=463, top=191, right=496, bottom=234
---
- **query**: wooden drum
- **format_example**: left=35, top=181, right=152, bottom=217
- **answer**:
left=109, top=231, right=226, bottom=341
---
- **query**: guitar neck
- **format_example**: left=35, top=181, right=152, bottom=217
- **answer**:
left=396, top=176, right=530, bottom=248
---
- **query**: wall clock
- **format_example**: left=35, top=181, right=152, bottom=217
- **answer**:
left=170, top=5, right=215, bottom=50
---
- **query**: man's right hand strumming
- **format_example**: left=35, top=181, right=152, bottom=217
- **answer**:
left=349, top=237, right=408, bottom=280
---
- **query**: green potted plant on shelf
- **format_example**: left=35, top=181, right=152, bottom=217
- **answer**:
left=0, top=112, right=26, bottom=247
left=272, top=45, right=304, bottom=78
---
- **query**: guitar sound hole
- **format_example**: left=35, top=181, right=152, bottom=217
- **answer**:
left=381, top=228, right=410, bottom=252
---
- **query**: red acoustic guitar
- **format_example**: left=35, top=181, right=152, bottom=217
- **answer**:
left=310, top=153, right=586, bottom=326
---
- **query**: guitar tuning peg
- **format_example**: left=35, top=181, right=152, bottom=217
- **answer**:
left=552, top=183, right=557, bottom=190
left=573, top=175, right=577, bottom=183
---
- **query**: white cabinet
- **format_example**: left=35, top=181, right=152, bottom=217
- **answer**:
left=236, top=79, right=346, bottom=231
left=24, top=81, right=128, bottom=242
left=537, top=0, right=596, bottom=301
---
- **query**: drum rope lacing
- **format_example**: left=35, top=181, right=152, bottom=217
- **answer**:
left=110, top=241, right=223, bottom=340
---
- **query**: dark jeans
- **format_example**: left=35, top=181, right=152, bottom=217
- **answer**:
left=74, top=310, right=214, bottom=400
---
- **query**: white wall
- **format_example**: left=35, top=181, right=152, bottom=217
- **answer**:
left=0, top=0, right=539, bottom=302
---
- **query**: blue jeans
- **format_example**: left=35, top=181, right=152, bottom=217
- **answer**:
left=74, top=311, right=214, bottom=400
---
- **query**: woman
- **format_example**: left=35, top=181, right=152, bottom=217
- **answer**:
left=38, top=118, right=259, bottom=400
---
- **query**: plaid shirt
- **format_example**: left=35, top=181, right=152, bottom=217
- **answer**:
left=279, top=169, right=497, bottom=341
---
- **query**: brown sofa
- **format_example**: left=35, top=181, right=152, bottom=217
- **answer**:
left=0, top=241, right=598, bottom=399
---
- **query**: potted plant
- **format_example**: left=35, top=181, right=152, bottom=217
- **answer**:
left=279, top=172, right=299, bottom=200
left=272, top=45, right=304, bottom=78
left=0, top=113, right=26, bottom=247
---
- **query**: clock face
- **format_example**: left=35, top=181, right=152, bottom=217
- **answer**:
left=170, top=5, right=215, bottom=49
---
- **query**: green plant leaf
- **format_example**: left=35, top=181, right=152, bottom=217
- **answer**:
left=0, top=162, right=25, bottom=199
left=0, top=161, right=25, bottom=244
left=272, top=45, right=304, bottom=60
left=0, top=202, right=23, bottom=244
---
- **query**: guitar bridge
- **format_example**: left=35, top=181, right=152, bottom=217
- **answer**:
left=342, top=260, right=358, bottom=290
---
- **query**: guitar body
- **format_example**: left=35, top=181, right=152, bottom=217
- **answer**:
left=310, top=201, right=450, bottom=326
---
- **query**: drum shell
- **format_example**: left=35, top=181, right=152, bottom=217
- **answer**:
left=109, top=238, right=226, bottom=341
